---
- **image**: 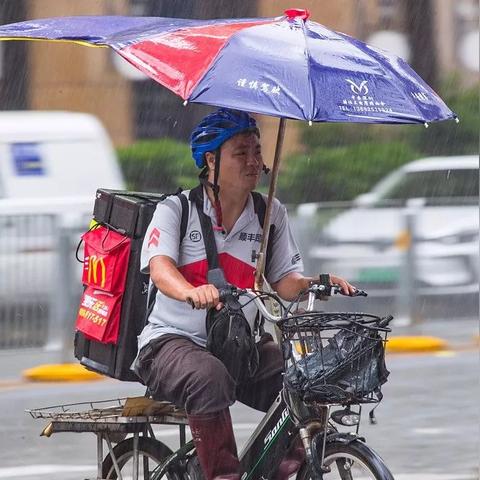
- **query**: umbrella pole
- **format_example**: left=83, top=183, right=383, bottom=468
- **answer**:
left=254, top=117, right=286, bottom=290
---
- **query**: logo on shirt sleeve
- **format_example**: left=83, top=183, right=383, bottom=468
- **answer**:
left=148, top=228, right=160, bottom=248
left=291, top=253, right=301, bottom=265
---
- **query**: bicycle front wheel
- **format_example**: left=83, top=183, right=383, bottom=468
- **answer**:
left=102, top=436, right=174, bottom=479
left=297, top=439, right=394, bottom=480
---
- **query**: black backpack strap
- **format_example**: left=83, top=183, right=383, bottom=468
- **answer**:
left=190, top=185, right=220, bottom=270
left=178, top=191, right=189, bottom=244
left=251, top=191, right=266, bottom=226
left=145, top=190, right=189, bottom=322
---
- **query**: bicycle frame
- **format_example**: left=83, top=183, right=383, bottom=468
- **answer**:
left=152, top=391, right=299, bottom=480
left=238, top=391, right=295, bottom=479
left=237, top=391, right=345, bottom=479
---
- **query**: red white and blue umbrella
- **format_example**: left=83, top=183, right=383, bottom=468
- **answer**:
left=0, top=9, right=455, bottom=124
left=0, top=9, right=457, bottom=285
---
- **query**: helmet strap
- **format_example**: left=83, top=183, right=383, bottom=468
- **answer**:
left=199, top=150, right=223, bottom=231
left=212, top=149, right=223, bottom=230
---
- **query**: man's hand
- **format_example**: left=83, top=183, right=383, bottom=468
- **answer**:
left=184, top=284, right=222, bottom=310
left=329, top=274, right=357, bottom=296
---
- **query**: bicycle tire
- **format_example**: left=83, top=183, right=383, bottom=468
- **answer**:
left=296, top=439, right=394, bottom=480
left=102, top=436, right=174, bottom=479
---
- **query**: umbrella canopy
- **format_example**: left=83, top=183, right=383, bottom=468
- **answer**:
left=0, top=9, right=455, bottom=124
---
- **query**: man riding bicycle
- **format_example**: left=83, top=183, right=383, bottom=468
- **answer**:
left=133, top=108, right=356, bottom=480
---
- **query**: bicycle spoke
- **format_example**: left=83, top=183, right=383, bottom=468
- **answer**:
left=143, top=455, right=150, bottom=480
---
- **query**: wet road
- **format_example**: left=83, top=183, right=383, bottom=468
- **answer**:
left=0, top=346, right=477, bottom=480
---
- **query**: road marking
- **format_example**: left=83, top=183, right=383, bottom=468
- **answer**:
left=411, top=427, right=446, bottom=435
left=0, top=465, right=475, bottom=479
left=433, top=350, right=457, bottom=358
left=0, top=465, right=95, bottom=478
left=352, top=476, right=475, bottom=480
left=0, top=380, right=27, bottom=391
left=394, top=475, right=475, bottom=480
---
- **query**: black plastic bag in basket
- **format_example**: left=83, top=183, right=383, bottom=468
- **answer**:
left=284, top=328, right=389, bottom=402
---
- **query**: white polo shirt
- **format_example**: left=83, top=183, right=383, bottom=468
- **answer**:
left=136, top=188, right=303, bottom=355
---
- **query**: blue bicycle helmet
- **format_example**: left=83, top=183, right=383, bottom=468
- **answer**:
left=190, top=108, right=258, bottom=168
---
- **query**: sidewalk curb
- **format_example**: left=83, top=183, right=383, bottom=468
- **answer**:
left=22, top=363, right=105, bottom=382
left=386, top=335, right=449, bottom=353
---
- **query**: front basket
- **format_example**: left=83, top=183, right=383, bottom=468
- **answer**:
left=281, top=312, right=390, bottom=405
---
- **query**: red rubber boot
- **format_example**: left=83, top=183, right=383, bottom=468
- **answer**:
left=274, top=436, right=305, bottom=479
left=188, top=408, right=240, bottom=480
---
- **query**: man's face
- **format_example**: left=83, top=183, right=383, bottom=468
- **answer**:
left=207, top=132, right=263, bottom=193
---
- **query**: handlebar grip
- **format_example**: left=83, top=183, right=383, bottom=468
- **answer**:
left=352, top=289, right=368, bottom=297
left=186, top=285, right=238, bottom=309
left=218, top=286, right=245, bottom=303
left=218, top=288, right=231, bottom=303
left=329, top=285, right=368, bottom=297
left=378, top=315, right=394, bottom=328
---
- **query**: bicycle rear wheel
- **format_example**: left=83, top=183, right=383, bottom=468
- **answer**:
left=102, top=436, right=174, bottom=479
left=296, top=439, right=394, bottom=480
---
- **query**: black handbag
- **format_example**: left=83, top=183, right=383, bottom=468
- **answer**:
left=190, top=185, right=259, bottom=383
left=205, top=294, right=259, bottom=384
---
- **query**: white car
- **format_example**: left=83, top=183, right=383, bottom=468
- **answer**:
left=0, top=112, right=124, bottom=348
left=308, top=155, right=479, bottom=296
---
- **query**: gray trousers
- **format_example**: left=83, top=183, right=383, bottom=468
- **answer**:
left=136, top=333, right=284, bottom=415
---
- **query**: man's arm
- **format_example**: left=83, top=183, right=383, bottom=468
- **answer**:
left=271, top=272, right=356, bottom=301
left=149, top=255, right=221, bottom=310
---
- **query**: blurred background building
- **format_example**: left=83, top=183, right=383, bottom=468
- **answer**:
left=0, top=0, right=478, bottom=156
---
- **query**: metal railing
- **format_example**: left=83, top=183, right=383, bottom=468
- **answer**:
left=0, top=207, right=89, bottom=351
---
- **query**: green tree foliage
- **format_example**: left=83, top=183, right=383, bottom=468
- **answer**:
left=117, top=138, right=198, bottom=192
left=277, top=141, right=416, bottom=203
left=407, top=79, right=479, bottom=156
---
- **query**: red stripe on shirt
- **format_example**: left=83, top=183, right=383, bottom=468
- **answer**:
left=178, top=253, right=255, bottom=289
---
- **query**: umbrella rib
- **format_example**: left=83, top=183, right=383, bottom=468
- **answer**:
left=368, top=53, right=426, bottom=122
left=0, top=37, right=107, bottom=48
left=185, top=18, right=276, bottom=102
left=299, top=20, right=315, bottom=122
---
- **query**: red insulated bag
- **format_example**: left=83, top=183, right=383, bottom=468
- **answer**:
left=76, top=226, right=131, bottom=344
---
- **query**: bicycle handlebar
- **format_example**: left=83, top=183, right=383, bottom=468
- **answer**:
left=186, top=283, right=369, bottom=324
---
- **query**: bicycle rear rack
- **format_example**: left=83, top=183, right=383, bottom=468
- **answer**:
left=26, top=396, right=188, bottom=480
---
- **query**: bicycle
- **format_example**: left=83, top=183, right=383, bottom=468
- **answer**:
left=27, top=281, right=394, bottom=480
left=152, top=283, right=394, bottom=480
